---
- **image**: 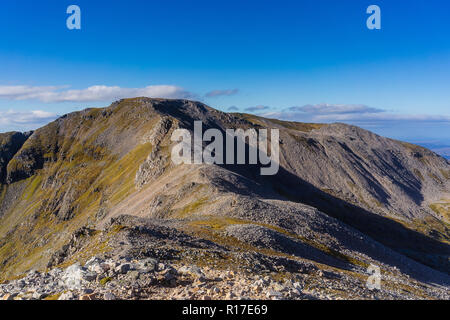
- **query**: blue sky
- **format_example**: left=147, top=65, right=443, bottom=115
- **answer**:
left=0, top=0, right=449, bottom=150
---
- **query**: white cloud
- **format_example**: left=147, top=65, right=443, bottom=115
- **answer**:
left=0, top=110, right=58, bottom=128
left=289, top=104, right=384, bottom=115
left=0, top=86, right=66, bottom=100
left=262, top=104, right=450, bottom=123
left=245, top=105, right=270, bottom=112
left=312, top=112, right=450, bottom=122
left=0, top=85, right=195, bottom=103
left=205, top=89, right=239, bottom=98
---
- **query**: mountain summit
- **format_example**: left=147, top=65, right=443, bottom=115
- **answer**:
left=0, top=98, right=449, bottom=300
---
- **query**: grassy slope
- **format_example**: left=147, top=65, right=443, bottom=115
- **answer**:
left=0, top=99, right=157, bottom=280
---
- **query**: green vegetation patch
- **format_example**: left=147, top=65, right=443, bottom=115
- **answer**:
left=99, top=277, right=112, bottom=286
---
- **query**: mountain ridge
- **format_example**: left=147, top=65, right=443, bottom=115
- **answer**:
left=0, top=97, right=449, bottom=299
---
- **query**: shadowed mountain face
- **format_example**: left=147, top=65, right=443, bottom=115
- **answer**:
left=0, top=132, right=31, bottom=183
left=0, top=98, right=449, bottom=296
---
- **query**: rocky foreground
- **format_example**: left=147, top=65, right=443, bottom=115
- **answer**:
left=2, top=256, right=307, bottom=301
left=1, top=215, right=448, bottom=301
left=0, top=254, right=447, bottom=301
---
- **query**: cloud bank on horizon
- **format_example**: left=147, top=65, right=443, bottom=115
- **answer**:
left=0, top=85, right=449, bottom=154
left=0, top=110, right=58, bottom=129
left=1, top=84, right=447, bottom=125
left=0, top=85, right=195, bottom=103
left=260, top=104, right=450, bottom=123
left=0, top=84, right=239, bottom=131
left=205, top=89, right=239, bottom=98
left=0, top=84, right=195, bottom=131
